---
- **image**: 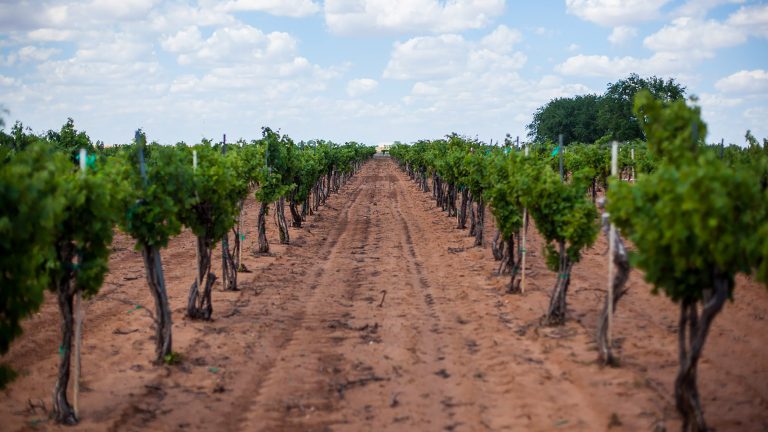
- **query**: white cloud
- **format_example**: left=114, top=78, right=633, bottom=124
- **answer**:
left=555, top=52, right=695, bottom=78
left=565, top=0, right=670, bottom=26
left=217, top=0, right=321, bottom=17
left=383, top=25, right=525, bottom=81
left=481, top=25, right=522, bottom=53
left=148, top=4, right=234, bottom=32
left=27, top=28, right=75, bottom=42
left=75, top=33, right=149, bottom=63
left=0, top=74, right=20, bottom=87
left=17, top=46, right=60, bottom=62
left=162, top=24, right=298, bottom=66
left=644, top=17, right=746, bottom=56
left=608, top=26, right=637, bottom=45
left=715, top=70, right=768, bottom=94
left=346, top=78, right=378, bottom=97
left=383, top=34, right=470, bottom=80
left=161, top=26, right=204, bottom=53
left=81, top=0, right=159, bottom=21
left=324, top=0, right=505, bottom=35
left=673, top=0, right=746, bottom=19
left=697, top=92, right=743, bottom=108
left=727, top=3, right=768, bottom=37
left=564, top=14, right=754, bottom=79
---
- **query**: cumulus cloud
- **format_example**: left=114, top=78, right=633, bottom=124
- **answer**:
left=162, top=24, right=298, bottom=66
left=324, top=0, right=505, bottom=35
left=673, top=0, right=746, bottom=19
left=727, top=3, right=768, bottom=37
left=555, top=52, right=695, bottom=78
left=480, top=25, right=522, bottom=53
left=27, top=28, right=75, bottom=42
left=383, top=25, right=525, bottom=81
left=161, top=26, right=204, bottom=53
left=608, top=26, right=637, bottom=45
left=17, top=46, right=60, bottom=62
left=383, top=34, right=471, bottom=80
left=0, top=74, right=20, bottom=87
left=346, top=78, right=378, bottom=97
left=216, top=0, right=321, bottom=17
left=644, top=17, right=746, bottom=56
left=561, top=13, right=756, bottom=79
left=565, top=0, right=670, bottom=26
left=715, top=70, right=768, bottom=94
left=376, top=25, right=567, bottom=141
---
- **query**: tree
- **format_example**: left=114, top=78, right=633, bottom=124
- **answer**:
left=608, top=91, right=764, bottom=431
left=598, top=73, right=686, bottom=141
left=526, top=94, right=603, bottom=144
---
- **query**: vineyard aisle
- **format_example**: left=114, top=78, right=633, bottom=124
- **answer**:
left=2, top=157, right=767, bottom=431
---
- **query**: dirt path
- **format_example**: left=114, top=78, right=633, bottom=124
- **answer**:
left=2, top=157, right=767, bottom=431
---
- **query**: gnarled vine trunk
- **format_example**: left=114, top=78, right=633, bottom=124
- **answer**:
left=468, top=193, right=476, bottom=237
left=506, top=234, right=523, bottom=294
left=491, top=230, right=504, bottom=261
left=474, top=197, right=485, bottom=246
left=457, top=187, right=468, bottom=229
left=596, top=231, right=630, bottom=365
left=289, top=192, right=303, bottom=228
left=446, top=183, right=456, bottom=217
left=256, top=202, right=269, bottom=253
left=221, top=223, right=239, bottom=291
left=675, top=276, right=729, bottom=432
left=544, top=240, right=572, bottom=326
left=141, top=245, right=173, bottom=363
left=53, top=241, right=77, bottom=425
left=275, top=197, right=290, bottom=244
left=186, top=236, right=216, bottom=320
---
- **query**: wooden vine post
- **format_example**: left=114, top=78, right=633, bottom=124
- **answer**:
left=193, top=150, right=201, bottom=297
left=221, top=134, right=229, bottom=287
left=73, top=148, right=86, bottom=417
left=558, top=134, right=565, bottom=269
left=520, top=142, right=529, bottom=294
left=606, top=142, right=618, bottom=348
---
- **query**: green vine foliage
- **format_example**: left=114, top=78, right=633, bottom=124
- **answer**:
left=608, top=91, right=764, bottom=301
left=462, top=143, right=492, bottom=198
left=254, top=128, right=292, bottom=204
left=110, top=134, right=194, bottom=249
left=49, top=150, right=119, bottom=299
left=179, top=145, right=244, bottom=244
left=0, top=143, right=68, bottom=360
left=292, top=143, right=323, bottom=202
left=485, top=151, right=527, bottom=238
left=528, top=162, right=599, bottom=270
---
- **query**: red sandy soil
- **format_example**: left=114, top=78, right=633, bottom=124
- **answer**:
left=1, top=157, right=767, bottom=431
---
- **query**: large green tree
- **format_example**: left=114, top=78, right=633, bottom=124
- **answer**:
left=527, top=74, right=686, bottom=144
left=527, top=94, right=602, bottom=144
left=598, top=73, right=686, bottom=141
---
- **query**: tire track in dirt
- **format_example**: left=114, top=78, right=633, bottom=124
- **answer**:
left=233, top=173, right=375, bottom=431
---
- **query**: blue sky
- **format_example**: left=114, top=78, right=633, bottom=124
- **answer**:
left=1, top=0, right=766, bottom=146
